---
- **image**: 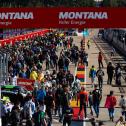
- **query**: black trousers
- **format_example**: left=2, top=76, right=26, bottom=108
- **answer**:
left=63, top=118, right=71, bottom=126
left=98, top=77, right=103, bottom=89
left=2, top=116, right=7, bottom=126
left=98, top=60, right=103, bottom=68
left=79, top=103, right=87, bottom=118
left=46, top=107, right=52, bottom=122
left=107, top=75, right=113, bottom=85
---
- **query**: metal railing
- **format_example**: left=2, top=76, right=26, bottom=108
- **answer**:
left=0, top=48, right=10, bottom=85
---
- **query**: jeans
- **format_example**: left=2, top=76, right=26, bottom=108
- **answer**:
left=93, top=103, right=99, bottom=116
left=60, top=106, right=66, bottom=122
left=108, top=108, right=114, bottom=118
left=122, top=111, right=126, bottom=121
left=55, top=105, right=61, bottom=117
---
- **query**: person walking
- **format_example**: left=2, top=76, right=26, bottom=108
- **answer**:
left=37, top=86, right=46, bottom=104
left=10, top=105, right=21, bottom=126
left=60, top=85, right=71, bottom=123
left=115, top=63, right=122, bottom=86
left=92, top=85, right=102, bottom=118
left=111, top=46, right=115, bottom=57
left=1, top=100, right=7, bottom=126
left=33, top=107, right=47, bottom=126
left=87, top=40, right=91, bottom=49
left=89, top=65, right=97, bottom=88
left=96, top=67, right=104, bottom=90
left=107, top=62, right=114, bottom=85
left=98, top=52, right=104, bottom=68
left=83, top=53, right=88, bottom=67
left=66, top=71, right=74, bottom=88
left=64, top=57, right=70, bottom=71
left=119, top=95, right=126, bottom=121
left=63, top=104, right=73, bottom=126
left=104, top=91, right=117, bottom=121
left=77, top=87, right=88, bottom=119
left=115, top=116, right=126, bottom=126
left=23, top=95, right=35, bottom=126
left=45, top=91, right=55, bottom=126
left=88, top=92, right=93, bottom=115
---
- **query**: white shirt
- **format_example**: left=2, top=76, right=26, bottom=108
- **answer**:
left=40, top=105, right=46, bottom=112
left=119, top=98, right=126, bottom=111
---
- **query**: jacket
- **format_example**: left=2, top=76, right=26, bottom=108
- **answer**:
left=89, top=68, right=96, bottom=78
left=105, top=95, right=117, bottom=108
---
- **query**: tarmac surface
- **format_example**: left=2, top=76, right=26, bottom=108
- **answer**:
left=52, top=29, right=126, bottom=126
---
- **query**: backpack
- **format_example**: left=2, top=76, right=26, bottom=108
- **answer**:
left=97, top=70, right=104, bottom=77
left=89, top=69, right=96, bottom=78
left=93, top=90, right=102, bottom=103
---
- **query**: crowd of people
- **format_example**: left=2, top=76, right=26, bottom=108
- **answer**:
left=1, top=31, right=88, bottom=126
left=1, top=30, right=126, bottom=126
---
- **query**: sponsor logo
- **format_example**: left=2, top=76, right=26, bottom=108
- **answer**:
left=0, top=12, right=34, bottom=19
left=59, top=12, right=108, bottom=19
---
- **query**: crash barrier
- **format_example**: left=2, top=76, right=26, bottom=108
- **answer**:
left=0, top=29, right=50, bottom=47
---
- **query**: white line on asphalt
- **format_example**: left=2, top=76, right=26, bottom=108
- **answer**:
left=83, top=120, right=86, bottom=126
left=84, top=34, right=87, bottom=126
left=83, top=65, right=87, bottom=126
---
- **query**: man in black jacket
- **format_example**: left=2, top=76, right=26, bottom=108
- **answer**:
left=107, top=62, right=114, bottom=85
left=60, top=85, right=71, bottom=122
left=96, top=67, right=104, bottom=89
